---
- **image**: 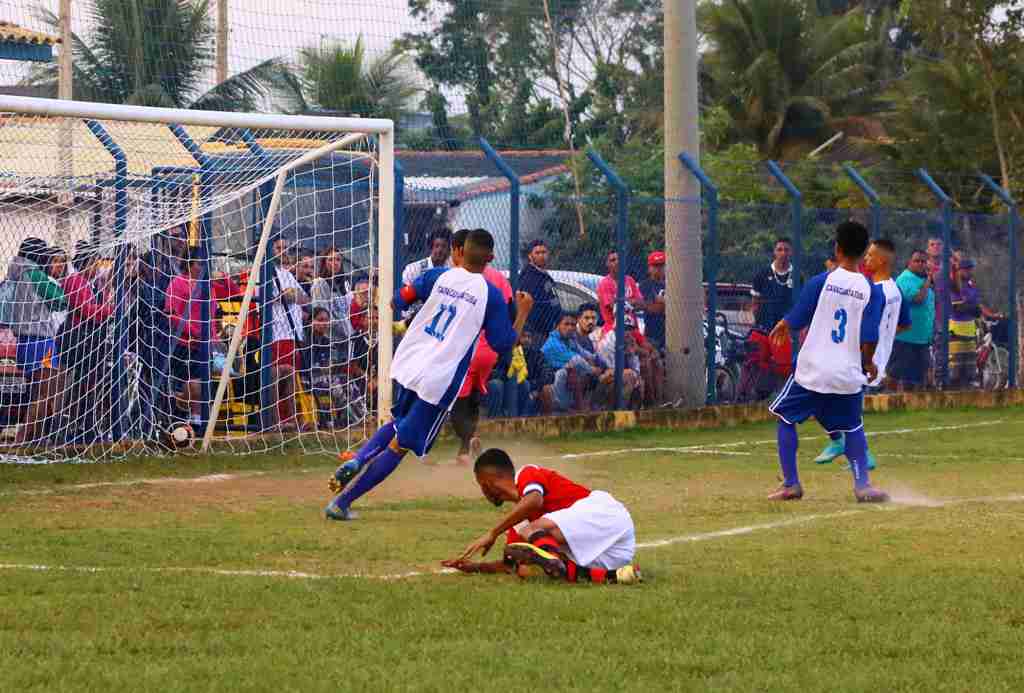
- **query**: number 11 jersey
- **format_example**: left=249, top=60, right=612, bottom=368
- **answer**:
left=785, top=267, right=885, bottom=395
left=391, top=266, right=517, bottom=406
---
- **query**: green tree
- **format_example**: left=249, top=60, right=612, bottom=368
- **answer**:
left=282, top=37, right=420, bottom=125
left=700, top=0, right=898, bottom=155
left=24, top=0, right=294, bottom=110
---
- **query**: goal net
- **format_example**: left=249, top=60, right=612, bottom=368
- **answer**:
left=0, top=96, right=394, bottom=463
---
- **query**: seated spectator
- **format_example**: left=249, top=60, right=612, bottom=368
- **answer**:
left=8, top=239, right=67, bottom=444
left=486, top=344, right=532, bottom=418
left=521, top=331, right=556, bottom=415
left=300, top=306, right=352, bottom=429
left=165, top=248, right=219, bottom=427
left=597, top=250, right=643, bottom=336
left=543, top=312, right=603, bottom=412
left=518, top=239, right=562, bottom=343
left=889, top=250, right=934, bottom=391
left=594, top=315, right=644, bottom=408
left=269, top=236, right=310, bottom=431
left=638, top=251, right=666, bottom=352
left=572, top=303, right=617, bottom=409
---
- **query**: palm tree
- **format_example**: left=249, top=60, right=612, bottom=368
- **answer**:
left=282, top=36, right=419, bottom=125
left=701, top=0, right=897, bottom=155
left=23, top=0, right=296, bottom=111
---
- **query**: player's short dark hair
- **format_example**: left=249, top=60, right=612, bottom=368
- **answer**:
left=527, top=238, right=547, bottom=252
left=775, top=237, right=792, bottom=247
left=835, top=221, right=870, bottom=259
left=464, top=229, right=495, bottom=267
left=451, top=228, right=469, bottom=249
left=872, top=238, right=896, bottom=254
left=578, top=302, right=599, bottom=316
left=474, top=448, right=515, bottom=477
left=428, top=228, right=452, bottom=246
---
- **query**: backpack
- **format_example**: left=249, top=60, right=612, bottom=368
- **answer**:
left=0, top=279, right=17, bottom=328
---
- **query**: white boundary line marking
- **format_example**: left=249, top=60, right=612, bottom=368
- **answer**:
left=0, top=472, right=266, bottom=497
left=3, top=493, right=1022, bottom=582
left=545, top=420, right=1006, bottom=460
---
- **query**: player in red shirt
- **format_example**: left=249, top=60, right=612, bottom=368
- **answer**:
left=445, top=448, right=641, bottom=584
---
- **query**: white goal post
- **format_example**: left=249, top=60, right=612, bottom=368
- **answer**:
left=0, top=95, right=394, bottom=461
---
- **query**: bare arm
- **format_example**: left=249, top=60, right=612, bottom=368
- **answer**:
left=458, top=492, right=544, bottom=561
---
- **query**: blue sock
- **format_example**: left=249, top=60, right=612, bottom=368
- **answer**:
left=338, top=446, right=406, bottom=509
left=777, top=421, right=800, bottom=487
left=351, top=422, right=396, bottom=471
left=844, top=429, right=871, bottom=489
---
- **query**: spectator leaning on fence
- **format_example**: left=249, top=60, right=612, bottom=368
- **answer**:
left=519, top=239, right=562, bottom=343
left=639, top=251, right=666, bottom=352
left=890, top=250, right=934, bottom=391
left=311, top=246, right=354, bottom=360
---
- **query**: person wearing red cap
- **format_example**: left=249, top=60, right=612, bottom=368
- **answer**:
left=639, top=251, right=666, bottom=353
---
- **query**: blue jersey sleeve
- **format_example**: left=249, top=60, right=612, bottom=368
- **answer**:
left=784, top=272, right=828, bottom=331
left=394, top=267, right=448, bottom=310
left=897, top=295, right=912, bottom=328
left=860, top=283, right=884, bottom=344
left=483, top=281, right=517, bottom=353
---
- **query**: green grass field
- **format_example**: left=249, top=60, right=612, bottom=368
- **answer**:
left=3, top=406, right=1024, bottom=691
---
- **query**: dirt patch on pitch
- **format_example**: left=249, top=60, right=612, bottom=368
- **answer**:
left=19, top=439, right=587, bottom=514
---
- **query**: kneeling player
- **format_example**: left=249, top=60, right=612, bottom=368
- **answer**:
left=445, top=448, right=641, bottom=584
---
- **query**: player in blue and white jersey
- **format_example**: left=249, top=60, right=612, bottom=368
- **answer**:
left=814, top=238, right=911, bottom=469
left=324, top=229, right=534, bottom=521
left=767, top=221, right=890, bottom=503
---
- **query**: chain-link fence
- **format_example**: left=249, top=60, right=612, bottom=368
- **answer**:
left=389, top=146, right=1022, bottom=424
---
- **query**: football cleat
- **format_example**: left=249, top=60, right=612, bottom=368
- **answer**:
left=503, top=542, right=567, bottom=579
left=614, top=564, right=643, bottom=585
left=324, top=497, right=358, bottom=521
left=814, top=435, right=845, bottom=464
left=854, top=486, right=890, bottom=503
left=327, top=451, right=360, bottom=495
left=768, top=483, right=804, bottom=501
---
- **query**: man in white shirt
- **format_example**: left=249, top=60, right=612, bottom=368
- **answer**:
left=767, top=221, right=888, bottom=503
left=270, top=236, right=310, bottom=431
left=401, top=229, right=453, bottom=321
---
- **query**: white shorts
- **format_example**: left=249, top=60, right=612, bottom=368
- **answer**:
left=544, top=491, right=635, bottom=570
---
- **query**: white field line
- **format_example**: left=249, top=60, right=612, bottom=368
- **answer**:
left=547, top=420, right=1006, bottom=460
left=3, top=492, right=1023, bottom=582
left=0, top=472, right=266, bottom=497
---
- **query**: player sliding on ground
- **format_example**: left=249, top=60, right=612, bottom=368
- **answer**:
left=442, top=448, right=641, bottom=584
left=767, top=220, right=890, bottom=503
left=324, top=229, right=533, bottom=520
left=814, top=238, right=911, bottom=469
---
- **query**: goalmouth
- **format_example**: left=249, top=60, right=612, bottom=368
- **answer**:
left=0, top=95, right=394, bottom=462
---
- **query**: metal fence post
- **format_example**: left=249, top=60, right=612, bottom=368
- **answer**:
left=85, top=119, right=130, bottom=440
left=843, top=164, right=881, bottom=238
left=679, top=153, right=719, bottom=405
left=766, top=161, right=802, bottom=359
left=916, top=168, right=953, bottom=390
left=979, top=173, right=1019, bottom=387
left=587, top=149, right=629, bottom=411
left=394, top=160, right=405, bottom=297
left=479, top=138, right=520, bottom=292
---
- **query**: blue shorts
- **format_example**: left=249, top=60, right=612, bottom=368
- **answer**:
left=391, top=382, right=453, bottom=457
left=769, top=376, right=864, bottom=434
left=16, top=336, right=58, bottom=377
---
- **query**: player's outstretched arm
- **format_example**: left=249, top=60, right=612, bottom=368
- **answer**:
left=458, top=491, right=544, bottom=561
left=440, top=558, right=512, bottom=575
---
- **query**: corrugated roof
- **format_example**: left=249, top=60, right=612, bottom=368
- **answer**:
left=0, top=22, right=60, bottom=46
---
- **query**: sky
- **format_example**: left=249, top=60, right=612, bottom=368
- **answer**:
left=0, top=0, right=448, bottom=108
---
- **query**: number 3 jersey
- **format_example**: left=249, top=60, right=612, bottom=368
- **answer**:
left=391, top=266, right=517, bottom=406
left=785, top=267, right=885, bottom=395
